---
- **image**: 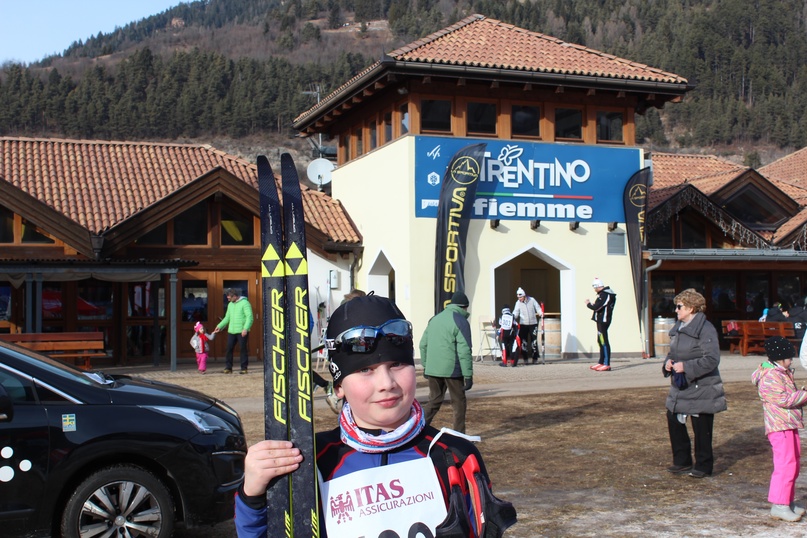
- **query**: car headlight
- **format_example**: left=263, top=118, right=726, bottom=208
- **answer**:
left=145, top=406, right=241, bottom=434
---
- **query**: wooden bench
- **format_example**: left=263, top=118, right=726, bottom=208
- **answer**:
left=0, top=332, right=106, bottom=370
left=721, top=321, right=800, bottom=356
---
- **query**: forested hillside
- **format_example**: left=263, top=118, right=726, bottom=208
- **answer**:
left=1, top=0, right=805, bottom=164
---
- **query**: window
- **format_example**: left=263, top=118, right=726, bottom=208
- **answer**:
left=383, top=111, right=393, bottom=143
left=136, top=223, right=167, bottom=245
left=221, top=205, right=254, bottom=246
left=174, top=201, right=208, bottom=245
left=354, top=127, right=363, bottom=157
left=597, top=111, right=624, bottom=142
left=680, top=213, right=707, bottom=248
left=607, top=230, right=626, bottom=255
left=21, top=218, right=54, bottom=244
left=712, top=275, right=737, bottom=311
left=555, top=107, right=583, bottom=139
left=42, top=284, right=64, bottom=320
left=0, top=284, right=10, bottom=321
left=182, top=280, right=209, bottom=322
left=421, top=99, right=451, bottom=132
left=512, top=105, right=541, bottom=137
left=369, top=121, right=378, bottom=150
left=745, top=272, right=769, bottom=320
left=0, top=371, right=35, bottom=403
left=647, top=219, right=673, bottom=249
left=342, top=132, right=351, bottom=162
left=127, top=281, right=164, bottom=318
left=0, top=206, right=12, bottom=243
left=399, top=104, right=409, bottom=135
left=77, top=279, right=113, bottom=320
left=723, top=185, right=788, bottom=230
left=650, top=274, right=676, bottom=318
left=467, top=102, right=496, bottom=135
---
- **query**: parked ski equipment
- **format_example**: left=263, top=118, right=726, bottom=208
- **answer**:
left=258, top=154, right=320, bottom=537
left=540, top=302, right=546, bottom=364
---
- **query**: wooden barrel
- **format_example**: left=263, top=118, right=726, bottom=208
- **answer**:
left=654, top=317, right=675, bottom=358
left=542, top=317, right=561, bottom=358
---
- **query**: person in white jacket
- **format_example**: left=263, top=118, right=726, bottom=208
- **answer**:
left=513, top=287, right=543, bottom=364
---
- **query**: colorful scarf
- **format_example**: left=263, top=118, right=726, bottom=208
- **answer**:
left=339, top=399, right=425, bottom=453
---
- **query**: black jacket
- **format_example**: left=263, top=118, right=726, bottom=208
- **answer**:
left=789, top=305, right=807, bottom=339
left=587, top=286, right=617, bottom=323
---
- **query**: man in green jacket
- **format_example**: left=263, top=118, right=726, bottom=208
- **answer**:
left=215, top=288, right=254, bottom=374
left=419, top=291, right=473, bottom=433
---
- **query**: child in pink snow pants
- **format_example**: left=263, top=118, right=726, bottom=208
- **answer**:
left=190, top=321, right=215, bottom=374
left=751, top=336, right=807, bottom=522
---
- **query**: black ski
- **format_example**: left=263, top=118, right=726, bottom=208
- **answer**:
left=258, top=154, right=320, bottom=537
left=258, top=155, right=291, bottom=537
left=280, top=153, right=319, bottom=538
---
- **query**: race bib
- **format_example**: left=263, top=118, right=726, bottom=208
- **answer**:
left=320, top=457, right=447, bottom=538
left=500, top=313, right=513, bottom=331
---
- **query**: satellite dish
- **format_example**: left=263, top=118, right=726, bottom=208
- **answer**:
left=307, top=158, right=335, bottom=189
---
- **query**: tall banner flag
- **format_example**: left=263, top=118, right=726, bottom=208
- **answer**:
left=623, top=166, right=651, bottom=324
left=434, top=143, right=487, bottom=314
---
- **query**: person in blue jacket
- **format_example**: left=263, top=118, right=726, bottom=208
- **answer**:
left=234, top=294, right=516, bottom=537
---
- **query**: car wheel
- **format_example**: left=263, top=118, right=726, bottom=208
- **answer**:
left=60, top=464, right=175, bottom=538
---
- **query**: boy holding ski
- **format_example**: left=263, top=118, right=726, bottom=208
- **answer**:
left=235, top=294, right=516, bottom=537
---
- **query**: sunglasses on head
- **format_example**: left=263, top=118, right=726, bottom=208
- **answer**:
left=326, top=319, right=413, bottom=354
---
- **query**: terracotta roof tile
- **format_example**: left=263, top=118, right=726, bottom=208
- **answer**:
left=0, top=137, right=360, bottom=245
left=388, top=15, right=687, bottom=83
left=772, top=207, right=807, bottom=242
left=650, top=153, right=743, bottom=190
left=760, top=146, right=807, bottom=189
left=294, top=15, right=688, bottom=128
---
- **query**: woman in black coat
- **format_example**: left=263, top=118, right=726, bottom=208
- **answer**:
left=662, top=288, right=727, bottom=478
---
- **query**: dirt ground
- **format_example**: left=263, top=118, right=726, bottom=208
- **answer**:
left=129, top=361, right=807, bottom=537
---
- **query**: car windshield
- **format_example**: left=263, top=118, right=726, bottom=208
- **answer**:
left=0, top=341, right=110, bottom=387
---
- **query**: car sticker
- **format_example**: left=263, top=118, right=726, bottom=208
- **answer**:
left=62, top=414, right=76, bottom=432
left=0, top=445, right=32, bottom=483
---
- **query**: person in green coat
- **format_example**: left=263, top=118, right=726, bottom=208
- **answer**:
left=419, top=291, right=473, bottom=433
left=215, top=288, right=254, bottom=374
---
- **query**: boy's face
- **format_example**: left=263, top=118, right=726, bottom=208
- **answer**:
left=335, top=361, right=416, bottom=431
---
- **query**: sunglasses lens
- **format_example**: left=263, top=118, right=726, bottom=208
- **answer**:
left=338, top=328, right=376, bottom=353
left=379, top=320, right=412, bottom=345
left=334, top=319, right=412, bottom=354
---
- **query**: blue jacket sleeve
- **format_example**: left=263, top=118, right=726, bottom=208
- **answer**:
left=234, top=494, right=268, bottom=537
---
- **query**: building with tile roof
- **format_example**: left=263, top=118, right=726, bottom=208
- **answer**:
left=293, top=14, right=807, bottom=360
left=293, top=14, right=694, bottom=360
left=0, top=137, right=360, bottom=366
left=644, top=151, right=807, bottom=352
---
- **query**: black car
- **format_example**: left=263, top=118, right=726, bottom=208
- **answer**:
left=0, top=341, right=246, bottom=537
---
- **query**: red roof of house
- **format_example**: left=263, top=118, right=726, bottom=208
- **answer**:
left=0, top=137, right=360, bottom=245
left=294, top=14, right=689, bottom=131
left=389, top=15, right=687, bottom=83
left=760, top=146, right=807, bottom=189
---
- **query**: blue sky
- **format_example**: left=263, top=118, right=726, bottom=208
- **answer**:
left=0, top=0, right=183, bottom=64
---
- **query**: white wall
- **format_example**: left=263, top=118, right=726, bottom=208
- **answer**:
left=332, top=136, right=643, bottom=359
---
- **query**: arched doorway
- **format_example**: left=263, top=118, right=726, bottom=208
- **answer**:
left=491, top=247, right=578, bottom=358
left=367, top=251, right=396, bottom=301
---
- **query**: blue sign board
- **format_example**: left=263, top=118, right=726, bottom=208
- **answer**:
left=415, top=136, right=643, bottom=222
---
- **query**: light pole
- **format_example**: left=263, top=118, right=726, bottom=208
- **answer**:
left=302, top=85, right=323, bottom=158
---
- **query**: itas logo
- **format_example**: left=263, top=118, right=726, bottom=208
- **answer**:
left=332, top=479, right=438, bottom=517
left=329, top=491, right=355, bottom=524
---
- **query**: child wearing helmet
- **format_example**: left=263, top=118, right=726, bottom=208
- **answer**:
left=235, top=294, right=516, bottom=537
